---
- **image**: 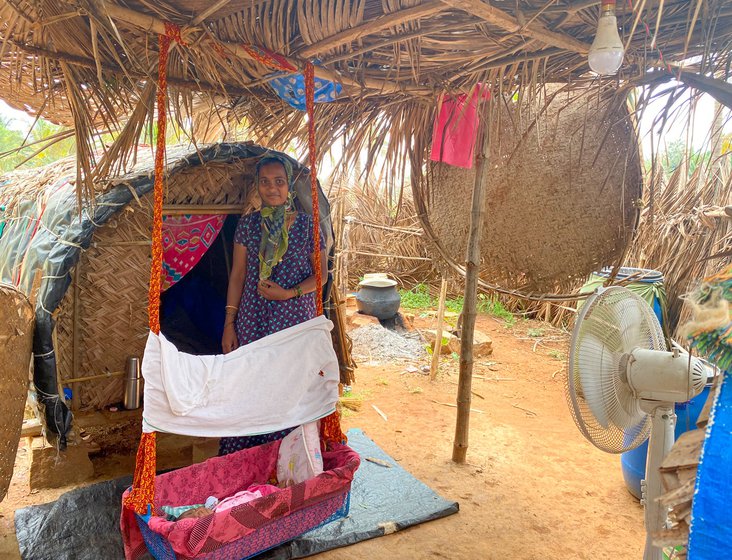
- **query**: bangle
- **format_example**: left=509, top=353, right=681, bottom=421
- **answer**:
left=294, top=285, right=303, bottom=298
left=225, top=305, right=238, bottom=315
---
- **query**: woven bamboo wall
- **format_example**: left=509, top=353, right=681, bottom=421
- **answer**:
left=56, top=158, right=260, bottom=409
left=0, top=284, right=33, bottom=501
left=426, top=90, right=642, bottom=292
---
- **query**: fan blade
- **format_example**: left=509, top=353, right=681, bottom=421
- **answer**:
left=614, top=296, right=643, bottom=352
left=577, top=333, right=616, bottom=429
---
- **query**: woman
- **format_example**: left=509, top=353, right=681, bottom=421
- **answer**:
left=219, top=154, right=326, bottom=456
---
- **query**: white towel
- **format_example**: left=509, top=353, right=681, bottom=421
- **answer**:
left=141, top=315, right=340, bottom=437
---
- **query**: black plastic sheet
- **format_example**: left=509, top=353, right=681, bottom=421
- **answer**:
left=15, top=429, right=458, bottom=560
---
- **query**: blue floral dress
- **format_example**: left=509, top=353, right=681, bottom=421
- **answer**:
left=219, top=211, right=323, bottom=456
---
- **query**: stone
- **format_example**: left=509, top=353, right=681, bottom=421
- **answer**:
left=473, top=330, right=494, bottom=357
left=401, top=312, right=416, bottom=330
left=349, top=312, right=382, bottom=329
left=421, top=329, right=493, bottom=357
left=29, top=437, right=94, bottom=490
left=421, top=329, right=458, bottom=355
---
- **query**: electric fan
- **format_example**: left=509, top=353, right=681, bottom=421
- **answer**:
left=565, top=286, right=707, bottom=560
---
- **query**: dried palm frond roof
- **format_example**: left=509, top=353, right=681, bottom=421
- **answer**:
left=1, top=0, right=731, bottom=189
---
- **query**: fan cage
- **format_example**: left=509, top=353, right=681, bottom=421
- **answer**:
left=565, top=287, right=666, bottom=453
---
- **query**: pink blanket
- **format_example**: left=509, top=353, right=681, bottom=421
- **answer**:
left=430, top=85, right=491, bottom=169
left=121, top=442, right=359, bottom=560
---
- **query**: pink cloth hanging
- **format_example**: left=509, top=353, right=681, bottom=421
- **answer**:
left=161, top=214, right=226, bottom=292
left=430, top=85, right=491, bottom=169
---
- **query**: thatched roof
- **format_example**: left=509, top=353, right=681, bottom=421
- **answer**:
left=1, top=0, right=731, bottom=188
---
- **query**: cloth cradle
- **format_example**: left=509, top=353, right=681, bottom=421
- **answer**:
left=120, top=315, right=357, bottom=560
left=121, top=440, right=359, bottom=560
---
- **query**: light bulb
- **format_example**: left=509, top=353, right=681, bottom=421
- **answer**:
left=588, top=1, right=624, bottom=76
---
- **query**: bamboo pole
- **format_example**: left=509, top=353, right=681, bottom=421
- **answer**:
left=65, top=371, right=125, bottom=384
left=452, top=99, right=491, bottom=464
left=430, top=277, right=449, bottom=381
left=71, top=264, right=81, bottom=411
left=94, top=0, right=431, bottom=95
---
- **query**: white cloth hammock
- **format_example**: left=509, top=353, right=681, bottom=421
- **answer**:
left=140, top=315, right=339, bottom=437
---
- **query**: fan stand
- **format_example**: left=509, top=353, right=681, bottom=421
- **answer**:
left=640, top=402, right=676, bottom=560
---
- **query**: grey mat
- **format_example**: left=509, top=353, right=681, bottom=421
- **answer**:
left=15, top=429, right=459, bottom=560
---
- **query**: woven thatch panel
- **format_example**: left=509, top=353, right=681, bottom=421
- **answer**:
left=56, top=159, right=258, bottom=409
left=0, top=284, right=33, bottom=501
left=427, top=91, right=642, bottom=291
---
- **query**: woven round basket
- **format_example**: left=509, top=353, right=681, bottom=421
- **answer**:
left=0, top=283, right=33, bottom=502
left=426, top=88, right=642, bottom=291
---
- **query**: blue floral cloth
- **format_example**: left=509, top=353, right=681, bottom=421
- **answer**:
left=269, top=73, right=342, bottom=111
left=218, top=210, right=325, bottom=456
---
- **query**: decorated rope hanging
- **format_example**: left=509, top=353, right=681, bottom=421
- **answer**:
left=124, top=23, right=183, bottom=515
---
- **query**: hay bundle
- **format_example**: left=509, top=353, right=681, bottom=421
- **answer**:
left=423, top=88, right=642, bottom=292
left=627, top=156, right=732, bottom=337
left=332, top=180, right=435, bottom=290
left=0, top=283, right=33, bottom=502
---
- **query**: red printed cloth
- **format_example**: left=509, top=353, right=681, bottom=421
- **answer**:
left=121, top=441, right=359, bottom=560
left=161, top=215, right=226, bottom=292
left=429, top=85, right=491, bottom=169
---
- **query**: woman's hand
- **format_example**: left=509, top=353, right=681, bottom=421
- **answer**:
left=257, top=279, right=292, bottom=301
left=222, top=323, right=239, bottom=354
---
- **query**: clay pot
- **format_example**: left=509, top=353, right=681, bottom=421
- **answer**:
left=355, top=278, right=401, bottom=320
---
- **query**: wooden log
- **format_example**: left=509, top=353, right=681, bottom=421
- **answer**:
left=298, top=0, right=448, bottom=58
left=439, top=0, right=591, bottom=54
left=95, top=0, right=431, bottom=94
left=452, top=98, right=491, bottom=464
left=430, top=278, right=448, bottom=381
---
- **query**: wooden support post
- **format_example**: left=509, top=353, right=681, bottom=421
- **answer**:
left=340, top=216, right=353, bottom=296
left=452, top=100, right=491, bottom=464
left=430, top=278, right=449, bottom=381
left=71, top=264, right=81, bottom=411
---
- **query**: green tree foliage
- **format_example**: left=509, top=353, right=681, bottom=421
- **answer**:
left=0, top=117, right=31, bottom=172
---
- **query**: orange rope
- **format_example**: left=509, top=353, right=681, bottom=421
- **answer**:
left=242, top=44, right=297, bottom=73
left=320, top=410, right=347, bottom=448
left=147, top=30, right=173, bottom=334
left=127, top=25, right=181, bottom=515
left=304, top=62, right=323, bottom=316
left=123, top=432, right=158, bottom=514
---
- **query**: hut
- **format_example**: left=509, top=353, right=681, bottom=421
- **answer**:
left=0, top=142, right=338, bottom=431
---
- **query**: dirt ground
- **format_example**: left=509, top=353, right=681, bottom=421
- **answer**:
left=0, top=312, right=645, bottom=560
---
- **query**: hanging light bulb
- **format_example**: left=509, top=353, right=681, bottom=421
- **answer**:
left=588, top=0, right=625, bottom=76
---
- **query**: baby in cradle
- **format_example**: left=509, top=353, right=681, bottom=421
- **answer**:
left=165, top=422, right=324, bottom=522
left=164, top=484, right=279, bottom=521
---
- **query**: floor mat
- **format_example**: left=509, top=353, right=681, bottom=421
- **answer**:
left=15, top=429, right=458, bottom=560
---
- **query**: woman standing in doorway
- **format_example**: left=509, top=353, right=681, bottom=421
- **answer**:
left=219, top=154, right=326, bottom=455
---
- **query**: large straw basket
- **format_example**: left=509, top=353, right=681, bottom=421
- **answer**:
left=0, top=283, right=33, bottom=502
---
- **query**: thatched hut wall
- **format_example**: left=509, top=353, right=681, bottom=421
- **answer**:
left=423, top=89, right=643, bottom=292
left=0, top=142, right=334, bottom=420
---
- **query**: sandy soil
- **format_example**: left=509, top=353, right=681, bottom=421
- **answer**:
left=0, top=313, right=645, bottom=560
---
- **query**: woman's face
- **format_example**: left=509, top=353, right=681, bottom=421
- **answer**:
left=257, top=162, right=289, bottom=206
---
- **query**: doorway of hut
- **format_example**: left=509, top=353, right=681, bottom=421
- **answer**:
left=159, top=213, right=239, bottom=356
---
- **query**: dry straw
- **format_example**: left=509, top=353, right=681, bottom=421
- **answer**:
left=1, top=0, right=731, bottom=199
